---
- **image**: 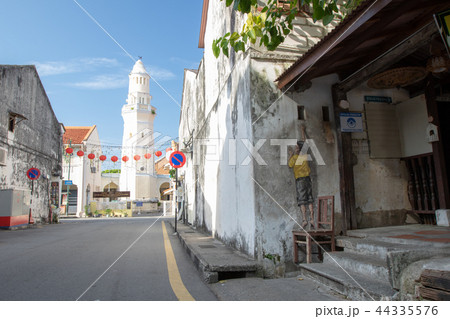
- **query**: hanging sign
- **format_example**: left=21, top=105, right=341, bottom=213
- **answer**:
left=169, top=151, right=186, bottom=169
left=436, top=9, right=450, bottom=51
left=340, top=113, right=363, bottom=132
left=364, top=96, right=392, bottom=104
left=26, top=167, right=41, bottom=180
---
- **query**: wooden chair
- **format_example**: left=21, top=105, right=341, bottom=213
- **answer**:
left=293, top=196, right=335, bottom=263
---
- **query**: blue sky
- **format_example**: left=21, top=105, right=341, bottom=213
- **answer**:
left=0, top=0, right=205, bottom=149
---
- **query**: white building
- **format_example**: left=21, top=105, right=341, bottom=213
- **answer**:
left=0, top=65, right=63, bottom=228
left=119, top=60, right=169, bottom=201
left=179, top=0, right=337, bottom=275
left=62, top=126, right=102, bottom=217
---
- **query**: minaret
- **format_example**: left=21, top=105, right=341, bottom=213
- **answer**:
left=119, top=59, right=157, bottom=200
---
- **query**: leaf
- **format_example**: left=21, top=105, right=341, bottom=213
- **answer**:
left=234, top=41, right=246, bottom=52
left=248, top=28, right=256, bottom=41
left=322, top=13, right=334, bottom=25
left=223, top=46, right=229, bottom=57
left=312, top=4, right=325, bottom=21
left=238, top=0, right=252, bottom=13
left=212, top=40, right=221, bottom=58
left=225, top=0, right=234, bottom=7
left=230, top=32, right=240, bottom=41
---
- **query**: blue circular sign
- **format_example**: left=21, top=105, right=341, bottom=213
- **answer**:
left=27, top=167, right=41, bottom=180
left=169, top=151, right=186, bottom=169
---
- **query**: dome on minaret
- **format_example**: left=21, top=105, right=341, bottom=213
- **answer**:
left=131, top=59, right=148, bottom=75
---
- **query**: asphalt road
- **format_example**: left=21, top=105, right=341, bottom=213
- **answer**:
left=0, top=217, right=217, bottom=301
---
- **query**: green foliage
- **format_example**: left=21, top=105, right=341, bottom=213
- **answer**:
left=213, top=0, right=362, bottom=58
left=169, top=168, right=176, bottom=178
left=102, top=169, right=121, bottom=174
left=263, top=252, right=281, bottom=264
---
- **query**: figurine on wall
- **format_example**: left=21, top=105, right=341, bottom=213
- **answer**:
left=288, top=125, right=314, bottom=229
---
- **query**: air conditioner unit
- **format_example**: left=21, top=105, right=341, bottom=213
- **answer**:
left=0, top=147, right=7, bottom=166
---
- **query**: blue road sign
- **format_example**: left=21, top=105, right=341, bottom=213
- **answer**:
left=26, top=168, right=41, bottom=180
left=64, top=180, right=73, bottom=185
left=169, top=151, right=186, bottom=169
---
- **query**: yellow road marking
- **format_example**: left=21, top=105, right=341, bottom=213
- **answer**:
left=161, top=221, right=195, bottom=301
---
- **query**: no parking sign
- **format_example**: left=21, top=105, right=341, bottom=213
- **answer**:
left=169, top=151, right=186, bottom=169
left=26, top=167, right=41, bottom=180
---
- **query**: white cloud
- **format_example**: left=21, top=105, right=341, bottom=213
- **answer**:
left=148, top=65, right=176, bottom=80
left=169, top=57, right=199, bottom=69
left=33, top=57, right=119, bottom=76
left=34, top=61, right=78, bottom=76
left=70, top=75, right=128, bottom=90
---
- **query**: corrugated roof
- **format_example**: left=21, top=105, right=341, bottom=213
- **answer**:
left=276, top=0, right=449, bottom=89
left=63, top=126, right=96, bottom=145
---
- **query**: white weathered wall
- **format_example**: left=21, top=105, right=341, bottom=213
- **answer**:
left=347, top=86, right=411, bottom=225
left=396, top=94, right=432, bottom=157
left=252, top=69, right=341, bottom=266
left=0, top=65, right=63, bottom=223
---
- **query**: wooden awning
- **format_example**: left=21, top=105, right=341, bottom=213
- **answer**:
left=276, top=0, right=450, bottom=90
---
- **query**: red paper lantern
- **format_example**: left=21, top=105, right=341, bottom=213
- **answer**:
left=99, top=155, right=107, bottom=161
left=134, top=155, right=141, bottom=161
left=88, top=153, right=95, bottom=160
left=111, top=156, right=118, bottom=163
left=77, top=150, right=84, bottom=157
left=155, top=151, right=162, bottom=157
left=166, top=147, right=172, bottom=152
left=122, top=156, right=129, bottom=162
left=144, top=153, right=151, bottom=159
left=65, top=147, right=73, bottom=154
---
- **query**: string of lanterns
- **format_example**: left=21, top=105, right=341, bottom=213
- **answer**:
left=65, top=147, right=164, bottom=162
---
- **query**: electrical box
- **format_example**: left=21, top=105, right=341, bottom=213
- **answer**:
left=0, top=189, right=31, bottom=228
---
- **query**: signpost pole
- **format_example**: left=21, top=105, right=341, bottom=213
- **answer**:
left=66, top=140, right=72, bottom=217
left=168, top=151, right=185, bottom=234
left=29, top=179, right=34, bottom=224
left=174, top=168, right=178, bottom=233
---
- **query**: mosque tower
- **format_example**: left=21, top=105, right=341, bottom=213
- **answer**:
left=119, top=59, right=157, bottom=200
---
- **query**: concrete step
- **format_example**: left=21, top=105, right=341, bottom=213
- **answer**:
left=323, top=251, right=390, bottom=282
left=336, top=236, right=419, bottom=259
left=300, top=263, right=398, bottom=301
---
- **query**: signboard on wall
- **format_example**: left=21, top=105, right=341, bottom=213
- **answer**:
left=340, top=113, right=363, bottom=132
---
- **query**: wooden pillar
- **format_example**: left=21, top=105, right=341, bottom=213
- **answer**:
left=332, top=85, right=357, bottom=234
left=425, top=77, right=450, bottom=209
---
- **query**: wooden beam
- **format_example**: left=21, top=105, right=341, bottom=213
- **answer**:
left=420, top=269, right=450, bottom=292
left=425, top=77, right=450, bottom=209
left=198, top=0, right=210, bottom=48
left=419, top=286, right=450, bottom=301
left=332, top=86, right=357, bottom=233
